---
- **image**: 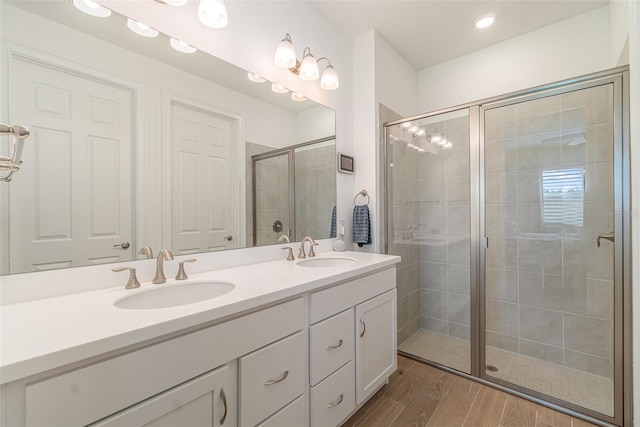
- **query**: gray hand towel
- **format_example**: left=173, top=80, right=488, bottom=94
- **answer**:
left=352, top=205, right=371, bottom=247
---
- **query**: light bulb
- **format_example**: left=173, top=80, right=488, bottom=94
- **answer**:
left=72, top=0, right=111, bottom=17
left=274, top=34, right=296, bottom=69
left=127, top=19, right=159, bottom=37
left=299, top=52, right=319, bottom=81
left=170, top=38, right=197, bottom=53
left=291, top=93, right=307, bottom=102
left=198, top=0, right=228, bottom=29
left=320, top=65, right=339, bottom=90
left=271, top=83, right=289, bottom=94
left=247, top=73, right=266, bottom=83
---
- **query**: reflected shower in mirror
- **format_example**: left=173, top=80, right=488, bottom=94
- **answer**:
left=0, top=0, right=336, bottom=275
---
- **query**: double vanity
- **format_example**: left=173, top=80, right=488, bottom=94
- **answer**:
left=1, top=250, right=400, bottom=426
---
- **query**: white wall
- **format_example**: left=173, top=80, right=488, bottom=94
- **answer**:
left=610, top=0, right=630, bottom=66
left=417, top=7, right=611, bottom=113
left=352, top=31, right=418, bottom=253
left=295, top=105, right=336, bottom=144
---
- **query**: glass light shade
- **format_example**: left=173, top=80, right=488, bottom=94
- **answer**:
left=443, top=142, right=454, bottom=149
left=127, top=19, right=159, bottom=37
left=291, top=93, right=307, bottom=102
left=247, top=73, right=266, bottom=83
left=415, top=128, right=426, bottom=136
left=72, top=0, right=111, bottom=17
left=401, top=122, right=412, bottom=129
left=163, top=0, right=188, bottom=5
left=437, top=138, right=448, bottom=147
left=170, top=38, right=197, bottom=53
left=299, top=53, right=319, bottom=81
left=274, top=38, right=296, bottom=69
left=198, top=0, right=228, bottom=29
left=430, top=132, right=442, bottom=143
left=271, top=83, right=289, bottom=94
left=320, top=65, right=339, bottom=90
left=409, top=125, right=419, bottom=133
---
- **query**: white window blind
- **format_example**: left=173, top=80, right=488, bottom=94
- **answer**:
left=542, top=168, right=584, bottom=226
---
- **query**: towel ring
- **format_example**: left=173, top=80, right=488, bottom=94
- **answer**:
left=354, top=190, right=370, bottom=206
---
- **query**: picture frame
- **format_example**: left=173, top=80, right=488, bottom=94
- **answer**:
left=337, top=153, right=354, bottom=174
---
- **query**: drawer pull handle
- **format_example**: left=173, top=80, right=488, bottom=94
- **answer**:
left=360, top=318, right=366, bottom=338
left=264, top=370, right=289, bottom=385
left=327, top=339, right=343, bottom=351
left=328, top=394, right=344, bottom=408
left=220, top=387, right=227, bottom=425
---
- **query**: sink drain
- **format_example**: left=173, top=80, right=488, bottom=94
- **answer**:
left=486, top=365, right=499, bottom=372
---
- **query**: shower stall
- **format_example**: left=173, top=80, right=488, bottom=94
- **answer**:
left=385, top=68, right=630, bottom=426
left=248, top=137, right=336, bottom=246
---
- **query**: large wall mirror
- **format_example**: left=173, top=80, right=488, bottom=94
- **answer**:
left=0, top=0, right=336, bottom=275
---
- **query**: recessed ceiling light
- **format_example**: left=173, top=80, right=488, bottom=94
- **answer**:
left=291, top=93, right=307, bottom=102
left=72, top=0, right=111, bottom=17
left=271, top=83, right=289, bottom=94
left=475, top=13, right=496, bottom=29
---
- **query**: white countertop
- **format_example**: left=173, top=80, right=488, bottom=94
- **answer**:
left=0, top=251, right=399, bottom=385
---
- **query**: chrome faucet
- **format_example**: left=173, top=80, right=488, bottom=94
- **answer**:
left=152, top=249, right=174, bottom=284
left=298, top=236, right=318, bottom=259
left=278, top=235, right=290, bottom=243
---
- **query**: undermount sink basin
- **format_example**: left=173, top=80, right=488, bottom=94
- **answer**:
left=296, top=257, right=357, bottom=268
left=114, top=281, right=235, bottom=310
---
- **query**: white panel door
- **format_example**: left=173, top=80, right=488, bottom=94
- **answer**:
left=171, top=103, right=236, bottom=254
left=8, top=56, right=134, bottom=273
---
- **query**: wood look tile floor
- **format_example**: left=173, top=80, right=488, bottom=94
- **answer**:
left=342, top=356, right=599, bottom=427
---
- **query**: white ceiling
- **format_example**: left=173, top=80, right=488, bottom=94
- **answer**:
left=309, top=0, right=608, bottom=70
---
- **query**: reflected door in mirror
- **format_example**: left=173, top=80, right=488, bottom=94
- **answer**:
left=6, top=55, right=134, bottom=274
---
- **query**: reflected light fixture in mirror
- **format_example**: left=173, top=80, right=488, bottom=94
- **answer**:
left=248, top=73, right=266, bottom=83
left=72, top=0, right=111, bottom=17
left=170, top=37, right=197, bottom=53
left=291, top=93, right=307, bottom=102
left=198, top=0, right=229, bottom=29
left=274, top=33, right=339, bottom=90
left=271, top=83, right=289, bottom=94
left=127, top=18, right=159, bottom=38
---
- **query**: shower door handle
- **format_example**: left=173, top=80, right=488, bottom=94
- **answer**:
left=597, top=232, right=614, bottom=247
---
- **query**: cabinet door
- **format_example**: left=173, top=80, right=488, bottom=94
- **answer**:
left=354, top=289, right=397, bottom=404
left=93, top=361, right=237, bottom=427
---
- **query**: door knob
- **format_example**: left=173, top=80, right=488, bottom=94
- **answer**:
left=224, top=235, right=233, bottom=241
left=113, top=242, right=130, bottom=249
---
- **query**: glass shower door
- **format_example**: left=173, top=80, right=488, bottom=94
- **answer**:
left=252, top=152, right=292, bottom=246
left=482, top=82, right=618, bottom=418
left=388, top=108, right=472, bottom=374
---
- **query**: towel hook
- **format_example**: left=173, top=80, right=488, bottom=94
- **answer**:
left=354, top=189, right=370, bottom=206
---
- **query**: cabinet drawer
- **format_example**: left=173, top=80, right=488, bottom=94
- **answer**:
left=240, top=331, right=306, bottom=426
left=310, top=308, right=354, bottom=386
left=310, top=267, right=395, bottom=323
left=256, top=395, right=306, bottom=427
left=310, top=361, right=355, bottom=427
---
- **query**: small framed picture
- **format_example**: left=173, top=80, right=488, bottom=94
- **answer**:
left=338, top=153, right=354, bottom=174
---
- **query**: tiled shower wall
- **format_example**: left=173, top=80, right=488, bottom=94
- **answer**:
left=484, top=85, right=614, bottom=378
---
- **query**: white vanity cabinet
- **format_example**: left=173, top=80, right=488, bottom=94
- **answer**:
left=308, top=267, right=397, bottom=426
left=3, top=298, right=305, bottom=427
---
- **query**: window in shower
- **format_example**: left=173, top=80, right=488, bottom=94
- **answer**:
left=542, top=168, right=584, bottom=226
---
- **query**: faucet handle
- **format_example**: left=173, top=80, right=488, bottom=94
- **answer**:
left=281, top=246, right=295, bottom=261
left=176, top=258, right=197, bottom=280
left=278, top=235, right=290, bottom=243
left=308, top=242, right=319, bottom=257
left=112, top=267, right=141, bottom=289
